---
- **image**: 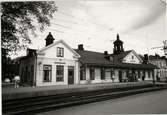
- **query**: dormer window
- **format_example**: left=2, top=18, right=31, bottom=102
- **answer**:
left=57, top=47, right=64, bottom=57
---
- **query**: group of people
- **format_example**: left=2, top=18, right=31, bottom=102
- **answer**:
left=4, top=75, right=20, bottom=88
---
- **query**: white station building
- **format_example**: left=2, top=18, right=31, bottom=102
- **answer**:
left=19, top=32, right=157, bottom=86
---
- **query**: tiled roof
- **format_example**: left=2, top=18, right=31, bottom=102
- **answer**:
left=75, top=49, right=157, bottom=69
left=74, top=49, right=113, bottom=65
left=110, top=50, right=132, bottom=63
left=75, top=49, right=131, bottom=64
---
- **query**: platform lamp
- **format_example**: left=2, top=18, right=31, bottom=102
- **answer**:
left=163, top=40, right=167, bottom=58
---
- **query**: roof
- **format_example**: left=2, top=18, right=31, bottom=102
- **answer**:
left=75, top=49, right=157, bottom=69
left=12, top=56, right=26, bottom=61
left=13, top=48, right=37, bottom=62
left=74, top=49, right=113, bottom=65
left=13, top=56, right=28, bottom=62
left=149, top=55, right=167, bottom=60
left=38, top=39, right=80, bottom=58
left=111, top=50, right=132, bottom=63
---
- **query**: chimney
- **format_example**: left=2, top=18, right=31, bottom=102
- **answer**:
left=27, top=48, right=36, bottom=56
left=104, top=51, right=108, bottom=55
left=78, top=44, right=84, bottom=50
left=155, top=53, right=160, bottom=59
left=104, top=51, right=108, bottom=58
left=104, top=51, right=110, bottom=60
left=144, top=54, right=149, bottom=64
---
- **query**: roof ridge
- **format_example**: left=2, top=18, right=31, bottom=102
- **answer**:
left=74, top=49, right=104, bottom=54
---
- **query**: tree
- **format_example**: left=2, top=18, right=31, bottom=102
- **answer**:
left=1, top=1, right=57, bottom=54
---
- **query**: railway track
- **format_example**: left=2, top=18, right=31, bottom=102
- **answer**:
left=2, top=84, right=166, bottom=115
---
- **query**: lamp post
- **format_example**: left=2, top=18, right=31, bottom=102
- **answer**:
left=163, top=40, right=167, bottom=58
left=164, top=46, right=167, bottom=58
left=163, top=40, right=167, bottom=83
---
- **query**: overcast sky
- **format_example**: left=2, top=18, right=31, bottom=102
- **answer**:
left=15, top=0, right=166, bottom=58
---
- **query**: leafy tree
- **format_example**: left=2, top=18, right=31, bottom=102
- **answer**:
left=1, top=1, right=57, bottom=54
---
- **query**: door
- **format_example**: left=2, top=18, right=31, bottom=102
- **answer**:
left=68, top=66, right=74, bottom=84
left=119, top=71, right=122, bottom=82
left=43, top=65, right=52, bottom=82
left=132, top=71, right=136, bottom=82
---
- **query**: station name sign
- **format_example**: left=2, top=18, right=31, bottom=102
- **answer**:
left=54, top=62, right=66, bottom=64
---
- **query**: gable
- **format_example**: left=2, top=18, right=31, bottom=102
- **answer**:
left=122, top=51, right=142, bottom=64
left=37, top=40, right=80, bottom=59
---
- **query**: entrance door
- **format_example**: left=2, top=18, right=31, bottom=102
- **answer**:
left=68, top=66, right=74, bottom=84
left=119, top=71, right=122, bottom=82
left=132, top=71, right=136, bottom=82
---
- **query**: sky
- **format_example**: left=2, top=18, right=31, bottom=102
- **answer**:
left=13, top=0, right=166, bottom=58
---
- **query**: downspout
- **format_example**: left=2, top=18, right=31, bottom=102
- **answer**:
left=153, top=66, right=157, bottom=85
left=152, top=69, right=155, bottom=85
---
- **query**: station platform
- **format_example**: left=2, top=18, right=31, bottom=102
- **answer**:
left=2, top=81, right=158, bottom=101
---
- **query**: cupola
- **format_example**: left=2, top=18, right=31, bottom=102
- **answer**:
left=113, top=34, right=124, bottom=54
left=45, top=32, right=55, bottom=46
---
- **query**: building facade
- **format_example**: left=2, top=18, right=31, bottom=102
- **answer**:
left=149, top=54, right=167, bottom=82
left=75, top=34, right=156, bottom=84
left=19, top=33, right=157, bottom=86
left=19, top=33, right=80, bottom=86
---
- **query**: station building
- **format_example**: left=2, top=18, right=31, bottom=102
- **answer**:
left=19, top=33, right=157, bottom=86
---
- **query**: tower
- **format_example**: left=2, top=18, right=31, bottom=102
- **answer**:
left=45, top=32, right=55, bottom=46
left=113, top=34, right=124, bottom=54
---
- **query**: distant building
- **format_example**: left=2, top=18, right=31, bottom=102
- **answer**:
left=2, top=48, right=19, bottom=81
left=149, top=54, right=167, bottom=82
left=19, top=33, right=157, bottom=86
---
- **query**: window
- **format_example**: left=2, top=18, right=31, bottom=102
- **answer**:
left=43, top=65, right=52, bottom=82
left=57, top=47, right=64, bottom=57
left=56, top=65, right=64, bottom=82
left=80, top=67, right=86, bottom=80
left=90, top=67, right=95, bottom=80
